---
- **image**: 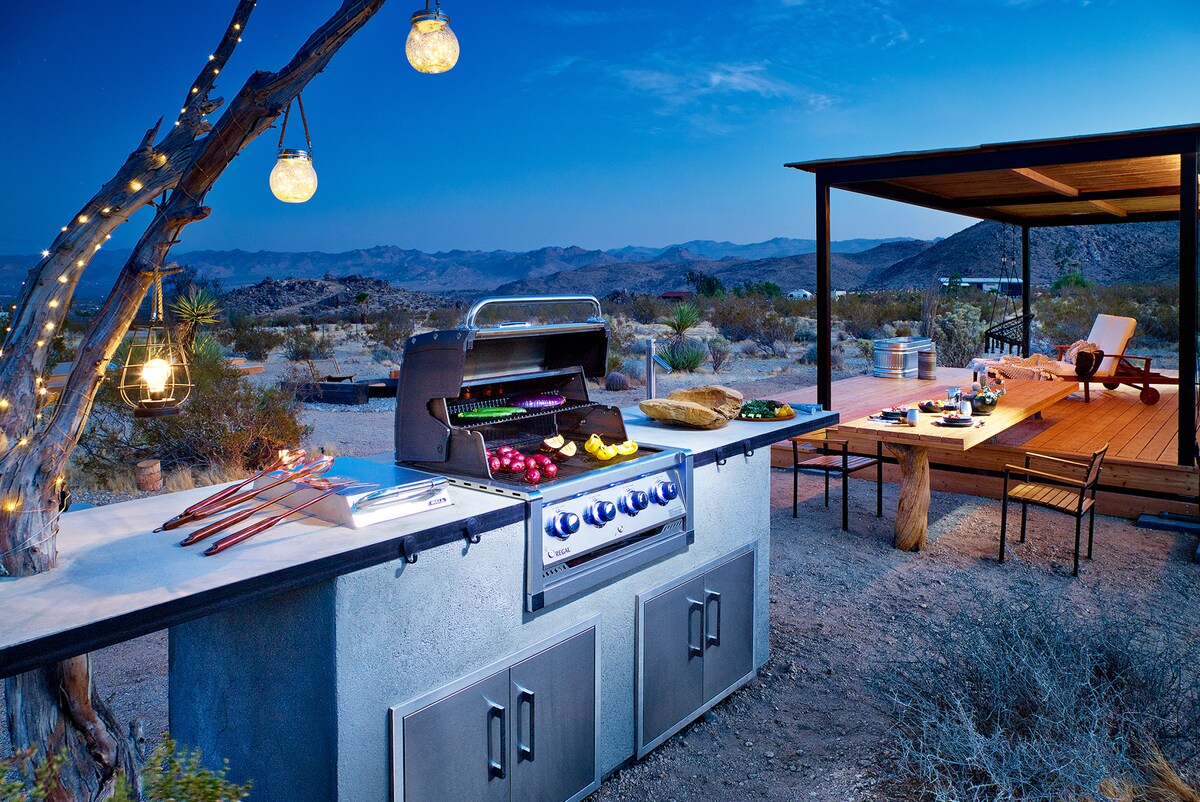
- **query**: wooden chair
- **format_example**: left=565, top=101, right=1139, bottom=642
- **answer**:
left=306, top=357, right=354, bottom=383
left=792, top=435, right=883, bottom=531
left=999, top=444, right=1108, bottom=576
left=1048, top=314, right=1173, bottom=405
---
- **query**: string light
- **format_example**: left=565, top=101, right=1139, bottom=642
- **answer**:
left=3, top=501, right=17, bottom=513
left=17, top=438, right=27, bottom=447
left=41, top=250, right=50, bottom=258
left=43, top=323, right=53, bottom=331
left=234, top=23, right=241, bottom=29
left=129, top=180, right=143, bottom=192
left=0, top=399, right=8, bottom=410
left=191, top=87, right=199, bottom=94
left=76, top=260, right=84, bottom=267
left=35, top=340, right=44, bottom=347
left=77, top=215, right=89, bottom=223
left=208, top=54, right=215, bottom=61
left=102, top=206, right=111, bottom=213
left=61, top=226, right=67, bottom=232
left=48, top=300, right=58, bottom=308
left=58, top=276, right=68, bottom=284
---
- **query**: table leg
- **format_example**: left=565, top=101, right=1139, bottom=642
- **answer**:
left=886, top=443, right=929, bottom=552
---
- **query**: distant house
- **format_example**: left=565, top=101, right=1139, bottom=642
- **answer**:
left=786, top=289, right=814, bottom=300
left=660, top=291, right=694, bottom=302
left=938, top=276, right=1022, bottom=297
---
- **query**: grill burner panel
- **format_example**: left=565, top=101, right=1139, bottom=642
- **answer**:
left=395, top=295, right=693, bottom=611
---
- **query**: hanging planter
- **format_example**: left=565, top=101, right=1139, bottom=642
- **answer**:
left=119, top=269, right=192, bottom=418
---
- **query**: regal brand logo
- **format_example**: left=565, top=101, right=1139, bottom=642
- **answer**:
left=425, top=496, right=449, bottom=507
left=547, top=547, right=571, bottom=559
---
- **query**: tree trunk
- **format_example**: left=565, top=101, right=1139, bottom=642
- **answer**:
left=1, top=1, right=388, bottom=797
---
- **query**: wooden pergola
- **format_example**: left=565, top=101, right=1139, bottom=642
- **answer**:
left=788, top=123, right=1200, bottom=467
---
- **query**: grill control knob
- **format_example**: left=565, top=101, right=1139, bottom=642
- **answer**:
left=620, top=490, right=650, bottom=515
left=586, top=500, right=617, bottom=526
left=549, top=511, right=580, bottom=540
left=650, top=480, right=679, bottom=506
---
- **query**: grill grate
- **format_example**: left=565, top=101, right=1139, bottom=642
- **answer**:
left=450, top=399, right=600, bottom=429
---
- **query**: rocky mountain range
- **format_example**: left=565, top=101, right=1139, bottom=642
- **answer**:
left=0, top=224, right=1182, bottom=313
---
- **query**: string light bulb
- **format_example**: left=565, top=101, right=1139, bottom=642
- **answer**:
left=3, top=501, right=17, bottom=513
left=406, top=1, right=459, bottom=74
left=49, top=300, right=58, bottom=308
left=58, top=275, right=68, bottom=283
left=77, top=215, right=89, bottom=223
left=41, top=250, right=50, bottom=258
left=129, top=180, right=143, bottom=192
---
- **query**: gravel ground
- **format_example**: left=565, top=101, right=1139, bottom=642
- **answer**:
left=7, top=471, right=1197, bottom=801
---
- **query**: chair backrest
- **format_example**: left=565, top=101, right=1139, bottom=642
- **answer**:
left=1085, top=315, right=1136, bottom=377
left=1084, top=443, right=1109, bottom=489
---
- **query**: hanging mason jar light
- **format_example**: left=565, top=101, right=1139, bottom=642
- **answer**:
left=119, top=268, right=192, bottom=418
left=269, top=94, right=318, bottom=203
left=406, top=1, right=459, bottom=74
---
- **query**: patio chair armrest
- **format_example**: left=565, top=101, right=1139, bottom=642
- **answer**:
left=1107, top=353, right=1154, bottom=368
left=1052, top=344, right=1071, bottom=359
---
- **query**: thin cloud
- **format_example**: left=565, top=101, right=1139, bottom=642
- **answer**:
left=531, top=7, right=669, bottom=26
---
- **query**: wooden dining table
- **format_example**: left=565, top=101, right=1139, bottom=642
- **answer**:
left=834, top=379, right=1081, bottom=551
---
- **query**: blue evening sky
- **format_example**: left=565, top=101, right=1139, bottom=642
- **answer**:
left=1, top=1, right=1198, bottom=254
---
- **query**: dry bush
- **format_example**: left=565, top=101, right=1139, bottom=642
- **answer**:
left=1034, top=284, right=1178, bottom=350
left=708, top=295, right=768, bottom=342
left=932, top=302, right=986, bottom=367
left=627, top=294, right=668, bottom=324
left=706, top=337, right=736, bottom=373
left=283, top=325, right=334, bottom=361
left=834, top=291, right=923, bottom=339
left=889, top=599, right=1200, bottom=802
left=76, top=350, right=311, bottom=477
left=223, top=323, right=283, bottom=361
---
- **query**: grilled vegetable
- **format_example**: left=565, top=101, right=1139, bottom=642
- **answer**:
left=542, top=434, right=566, bottom=453
left=553, top=442, right=577, bottom=463
left=613, top=440, right=639, bottom=456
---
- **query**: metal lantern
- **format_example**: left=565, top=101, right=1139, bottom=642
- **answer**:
left=406, top=1, right=459, bottom=74
left=270, top=95, right=318, bottom=203
left=120, top=271, right=191, bottom=418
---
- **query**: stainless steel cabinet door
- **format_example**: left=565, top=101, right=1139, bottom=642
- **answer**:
left=640, top=575, right=706, bottom=749
left=402, top=669, right=510, bottom=802
left=701, top=550, right=755, bottom=702
left=510, top=628, right=597, bottom=802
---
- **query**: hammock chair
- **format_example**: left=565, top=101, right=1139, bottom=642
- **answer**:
left=983, top=223, right=1030, bottom=354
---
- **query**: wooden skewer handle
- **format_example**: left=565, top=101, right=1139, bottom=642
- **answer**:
left=203, top=488, right=337, bottom=556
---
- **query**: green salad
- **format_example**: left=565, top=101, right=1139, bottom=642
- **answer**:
left=739, top=399, right=794, bottom=419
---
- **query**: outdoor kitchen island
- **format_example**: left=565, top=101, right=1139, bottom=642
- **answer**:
left=200, top=405, right=835, bottom=801
left=0, top=409, right=832, bottom=802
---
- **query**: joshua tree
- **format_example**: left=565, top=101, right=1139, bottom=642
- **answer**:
left=0, top=2, right=392, bottom=797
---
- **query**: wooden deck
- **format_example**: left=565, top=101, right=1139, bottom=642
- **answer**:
left=770, top=369, right=1200, bottom=517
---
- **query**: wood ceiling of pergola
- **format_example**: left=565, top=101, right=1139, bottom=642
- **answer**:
left=787, top=124, right=1200, bottom=228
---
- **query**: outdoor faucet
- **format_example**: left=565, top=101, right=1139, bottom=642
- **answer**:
left=645, top=337, right=672, bottom=399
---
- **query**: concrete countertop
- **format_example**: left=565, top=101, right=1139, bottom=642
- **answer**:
left=621, top=405, right=839, bottom=465
left=0, top=481, right=523, bottom=677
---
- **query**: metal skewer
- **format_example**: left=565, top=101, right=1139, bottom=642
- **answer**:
left=203, top=481, right=372, bottom=556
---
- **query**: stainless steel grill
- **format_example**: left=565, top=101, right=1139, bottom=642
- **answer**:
left=395, top=295, right=693, bottom=610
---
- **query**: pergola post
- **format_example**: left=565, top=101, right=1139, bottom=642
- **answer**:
left=1179, top=147, right=1198, bottom=468
left=1021, top=225, right=1031, bottom=357
left=816, top=179, right=832, bottom=410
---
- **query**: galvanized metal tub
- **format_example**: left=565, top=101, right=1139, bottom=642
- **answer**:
left=873, top=336, right=933, bottom=379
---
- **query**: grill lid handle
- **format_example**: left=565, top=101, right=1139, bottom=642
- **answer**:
left=463, top=295, right=603, bottom=330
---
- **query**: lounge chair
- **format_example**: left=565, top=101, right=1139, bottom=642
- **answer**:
left=306, top=358, right=354, bottom=383
left=1048, top=314, right=1172, bottom=405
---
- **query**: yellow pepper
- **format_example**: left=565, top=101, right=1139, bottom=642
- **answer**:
left=613, top=440, right=639, bottom=456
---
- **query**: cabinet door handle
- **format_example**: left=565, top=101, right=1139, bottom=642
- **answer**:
left=515, top=684, right=536, bottom=763
left=686, top=597, right=704, bottom=658
left=704, top=589, right=722, bottom=648
left=486, top=699, right=507, bottom=780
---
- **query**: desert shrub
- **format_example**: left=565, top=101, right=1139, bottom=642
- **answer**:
left=661, top=302, right=701, bottom=342
left=605, top=371, right=631, bottom=391
left=852, top=338, right=874, bottom=359
left=754, top=313, right=794, bottom=357
left=627, top=294, right=667, bottom=325
left=706, top=336, right=735, bottom=373
left=621, top=355, right=645, bottom=381
left=225, top=324, right=283, bottom=361
left=606, top=352, right=624, bottom=374
left=932, top=302, right=985, bottom=367
left=425, top=305, right=464, bottom=330
left=76, top=348, right=311, bottom=476
left=731, top=280, right=781, bottom=298
left=0, top=748, right=65, bottom=802
left=1034, top=283, right=1178, bottom=350
left=283, top=326, right=334, bottom=361
left=111, top=733, right=251, bottom=801
left=772, top=295, right=816, bottom=318
left=792, top=317, right=818, bottom=342
left=708, top=295, right=766, bottom=342
left=661, top=340, right=707, bottom=372
left=607, top=315, right=637, bottom=355
left=882, top=321, right=916, bottom=338
left=367, top=306, right=415, bottom=351
left=834, top=291, right=923, bottom=339
left=890, top=601, right=1200, bottom=802
left=684, top=269, right=726, bottom=297
left=795, top=342, right=819, bottom=365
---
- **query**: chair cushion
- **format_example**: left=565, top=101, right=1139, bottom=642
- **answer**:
left=1085, top=315, right=1136, bottom=377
